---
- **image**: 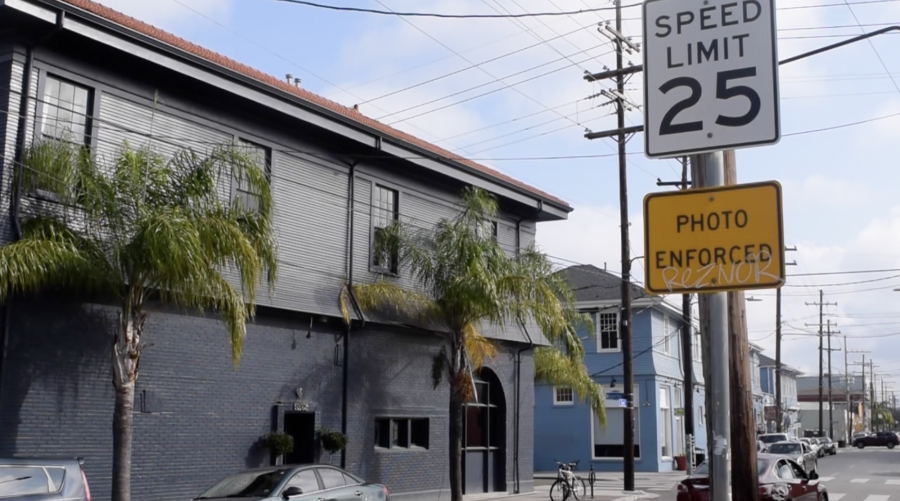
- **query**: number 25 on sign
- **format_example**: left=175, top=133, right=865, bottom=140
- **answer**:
left=642, top=181, right=785, bottom=294
left=642, top=0, right=780, bottom=158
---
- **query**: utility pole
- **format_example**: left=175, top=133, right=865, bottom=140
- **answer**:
left=806, top=291, right=836, bottom=437
left=776, top=248, right=798, bottom=433
left=679, top=157, right=695, bottom=475
left=581, top=6, right=640, bottom=492
left=825, top=321, right=841, bottom=439
left=845, top=343, right=869, bottom=444
left=850, top=356, right=869, bottom=436
left=869, top=361, right=879, bottom=431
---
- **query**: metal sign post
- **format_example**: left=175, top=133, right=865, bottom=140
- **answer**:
left=642, top=1, right=782, bottom=500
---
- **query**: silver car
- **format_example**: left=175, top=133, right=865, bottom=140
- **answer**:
left=0, top=457, right=92, bottom=500
left=194, top=464, right=389, bottom=501
left=766, top=441, right=818, bottom=475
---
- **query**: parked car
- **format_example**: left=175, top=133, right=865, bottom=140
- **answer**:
left=800, top=438, right=821, bottom=458
left=852, top=431, right=900, bottom=449
left=766, top=441, right=818, bottom=475
left=758, top=433, right=793, bottom=446
left=0, top=457, right=91, bottom=500
left=193, top=464, right=389, bottom=501
left=818, top=437, right=837, bottom=455
left=757, top=440, right=769, bottom=453
left=677, top=453, right=825, bottom=501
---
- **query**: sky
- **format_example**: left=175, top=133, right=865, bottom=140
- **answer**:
left=95, top=0, right=900, bottom=403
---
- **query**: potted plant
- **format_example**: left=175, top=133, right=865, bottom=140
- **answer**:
left=261, top=431, right=294, bottom=465
left=319, top=428, right=348, bottom=464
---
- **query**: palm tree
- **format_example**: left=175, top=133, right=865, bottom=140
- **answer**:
left=0, top=138, right=277, bottom=501
left=339, top=186, right=602, bottom=501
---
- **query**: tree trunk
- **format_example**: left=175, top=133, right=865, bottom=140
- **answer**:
left=111, top=310, right=145, bottom=501
left=449, top=391, right=464, bottom=501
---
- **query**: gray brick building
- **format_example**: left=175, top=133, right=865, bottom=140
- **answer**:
left=0, top=1, right=572, bottom=500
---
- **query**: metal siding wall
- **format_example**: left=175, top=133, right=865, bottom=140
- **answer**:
left=0, top=59, right=14, bottom=245
left=650, top=310, right=683, bottom=379
left=269, top=152, right=348, bottom=317
left=96, top=93, right=233, bottom=202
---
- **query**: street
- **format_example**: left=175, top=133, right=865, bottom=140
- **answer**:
left=525, top=448, right=900, bottom=501
left=815, top=448, right=900, bottom=501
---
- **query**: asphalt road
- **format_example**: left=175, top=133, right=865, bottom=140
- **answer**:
left=815, top=447, right=900, bottom=501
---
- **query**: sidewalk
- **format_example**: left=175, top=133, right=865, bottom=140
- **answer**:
left=533, top=470, right=688, bottom=501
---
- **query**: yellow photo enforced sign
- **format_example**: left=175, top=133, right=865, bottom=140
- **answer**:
left=643, top=181, right=785, bottom=295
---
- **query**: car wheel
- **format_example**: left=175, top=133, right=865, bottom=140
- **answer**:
left=857, top=442, right=865, bottom=449
left=888, top=442, right=895, bottom=449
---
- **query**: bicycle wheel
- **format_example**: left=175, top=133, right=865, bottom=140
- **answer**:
left=550, top=480, right=569, bottom=501
left=570, top=476, right=587, bottom=500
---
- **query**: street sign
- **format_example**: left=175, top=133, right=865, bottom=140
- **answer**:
left=642, top=181, right=785, bottom=294
left=619, top=399, right=628, bottom=408
left=642, top=0, right=780, bottom=158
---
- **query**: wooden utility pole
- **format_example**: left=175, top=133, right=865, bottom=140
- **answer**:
left=724, top=152, right=758, bottom=501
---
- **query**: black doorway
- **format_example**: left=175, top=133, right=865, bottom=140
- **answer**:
left=284, top=412, right=316, bottom=465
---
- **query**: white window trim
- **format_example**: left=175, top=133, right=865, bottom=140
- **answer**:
left=553, top=386, right=574, bottom=406
left=660, top=385, right=672, bottom=460
left=596, top=311, right=621, bottom=353
left=590, top=384, right=641, bottom=461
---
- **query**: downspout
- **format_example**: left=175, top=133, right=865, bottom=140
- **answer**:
left=340, top=162, right=356, bottom=469
left=2, top=10, right=65, bottom=411
left=514, top=217, right=534, bottom=494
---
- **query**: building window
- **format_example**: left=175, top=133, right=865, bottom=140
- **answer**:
left=375, top=418, right=429, bottom=449
left=660, top=386, right=672, bottom=458
left=372, top=185, right=399, bottom=274
left=699, top=405, right=705, bottom=424
left=232, top=139, right=271, bottom=212
left=475, top=220, right=498, bottom=241
left=674, top=387, right=684, bottom=456
left=41, top=75, right=92, bottom=145
left=597, top=312, right=619, bottom=352
left=592, top=386, right=640, bottom=458
left=554, top=386, right=574, bottom=405
left=694, top=331, right=702, bottom=359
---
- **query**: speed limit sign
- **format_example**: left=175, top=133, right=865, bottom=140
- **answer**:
left=642, top=0, right=780, bottom=158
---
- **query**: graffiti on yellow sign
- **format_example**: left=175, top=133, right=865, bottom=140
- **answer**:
left=642, top=181, right=785, bottom=294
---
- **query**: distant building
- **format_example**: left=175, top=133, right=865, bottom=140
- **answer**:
left=797, top=374, right=868, bottom=440
left=534, top=265, right=707, bottom=473
left=758, top=354, right=802, bottom=435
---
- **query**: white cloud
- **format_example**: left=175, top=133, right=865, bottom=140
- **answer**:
left=93, top=0, right=231, bottom=27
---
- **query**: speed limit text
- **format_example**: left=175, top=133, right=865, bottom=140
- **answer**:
left=653, top=0, right=762, bottom=68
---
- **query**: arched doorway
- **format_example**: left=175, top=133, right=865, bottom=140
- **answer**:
left=462, top=368, right=506, bottom=494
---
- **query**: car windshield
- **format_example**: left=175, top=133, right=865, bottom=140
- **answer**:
left=768, top=443, right=802, bottom=455
left=695, top=459, right=767, bottom=476
left=197, top=469, right=290, bottom=499
left=759, top=435, right=786, bottom=444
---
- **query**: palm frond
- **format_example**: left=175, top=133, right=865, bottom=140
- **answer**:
left=462, top=322, right=498, bottom=370
left=534, top=346, right=605, bottom=423
left=0, top=221, right=108, bottom=301
left=351, top=279, right=440, bottom=325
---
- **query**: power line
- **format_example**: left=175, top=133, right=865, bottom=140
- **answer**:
left=790, top=268, right=900, bottom=277
left=269, top=0, right=641, bottom=18
left=356, top=23, right=600, bottom=106
left=783, top=273, right=900, bottom=287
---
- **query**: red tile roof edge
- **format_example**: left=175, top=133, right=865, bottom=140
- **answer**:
left=51, top=0, right=571, bottom=209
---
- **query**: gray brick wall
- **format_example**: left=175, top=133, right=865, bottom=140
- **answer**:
left=0, top=298, right=533, bottom=501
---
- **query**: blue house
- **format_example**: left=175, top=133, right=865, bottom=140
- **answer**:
left=750, top=344, right=766, bottom=433
left=534, top=265, right=707, bottom=473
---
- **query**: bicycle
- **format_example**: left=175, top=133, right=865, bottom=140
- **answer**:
left=550, top=459, right=586, bottom=501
